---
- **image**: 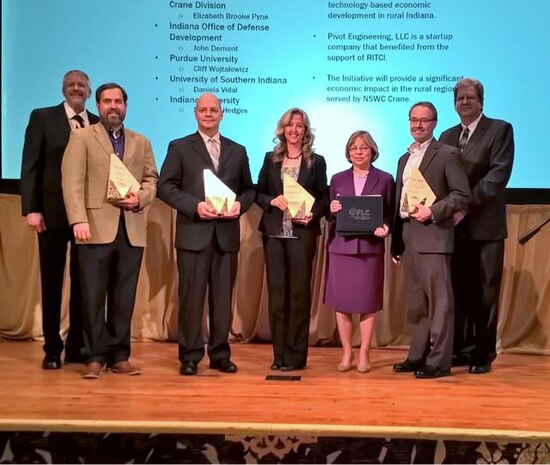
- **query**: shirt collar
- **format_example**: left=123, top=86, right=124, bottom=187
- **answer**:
left=198, top=130, right=220, bottom=145
left=462, top=112, right=483, bottom=133
left=63, top=101, right=87, bottom=121
left=407, top=137, right=433, bottom=156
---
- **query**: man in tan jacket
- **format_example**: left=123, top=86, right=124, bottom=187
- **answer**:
left=62, top=83, right=158, bottom=379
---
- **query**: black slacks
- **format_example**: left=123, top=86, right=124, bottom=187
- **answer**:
left=452, top=235, right=504, bottom=365
left=76, top=220, right=143, bottom=365
left=37, top=227, right=83, bottom=358
left=263, top=234, right=317, bottom=368
left=176, top=237, right=237, bottom=364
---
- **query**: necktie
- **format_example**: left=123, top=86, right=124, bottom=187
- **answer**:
left=458, top=127, right=469, bottom=152
left=72, top=114, right=85, bottom=129
left=208, top=138, right=220, bottom=171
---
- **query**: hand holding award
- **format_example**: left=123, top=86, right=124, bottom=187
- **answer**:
left=203, top=169, right=237, bottom=217
left=282, top=174, right=314, bottom=220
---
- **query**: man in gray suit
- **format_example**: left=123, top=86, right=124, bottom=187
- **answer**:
left=391, top=101, right=470, bottom=379
left=440, top=78, right=514, bottom=374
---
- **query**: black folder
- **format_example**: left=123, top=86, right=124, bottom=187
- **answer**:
left=336, top=195, right=383, bottom=236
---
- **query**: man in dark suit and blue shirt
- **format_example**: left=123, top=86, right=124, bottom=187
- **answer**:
left=440, top=78, right=514, bottom=374
left=391, top=101, right=470, bottom=379
left=158, top=93, right=255, bottom=376
left=20, top=70, right=99, bottom=369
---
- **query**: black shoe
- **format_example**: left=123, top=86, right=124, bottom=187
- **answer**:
left=393, top=359, right=423, bottom=373
left=209, top=359, right=237, bottom=373
left=469, top=363, right=492, bottom=374
left=414, top=365, right=451, bottom=379
left=179, top=360, right=198, bottom=376
left=271, top=363, right=282, bottom=371
left=280, top=364, right=305, bottom=372
left=42, top=354, right=62, bottom=370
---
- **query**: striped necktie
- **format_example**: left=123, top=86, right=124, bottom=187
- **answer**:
left=208, top=138, right=220, bottom=171
left=458, top=127, right=469, bottom=152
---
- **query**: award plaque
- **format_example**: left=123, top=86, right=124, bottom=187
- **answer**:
left=283, top=174, right=314, bottom=218
left=336, top=195, right=383, bottom=236
left=203, top=169, right=236, bottom=215
left=406, top=168, right=436, bottom=213
left=107, top=154, right=140, bottom=200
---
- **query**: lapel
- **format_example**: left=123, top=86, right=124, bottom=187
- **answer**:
left=338, top=167, right=379, bottom=196
left=192, top=132, right=217, bottom=172
left=444, top=124, right=462, bottom=147
left=92, top=123, right=115, bottom=157
left=339, top=169, right=356, bottom=196
left=297, top=156, right=311, bottom=186
left=54, top=103, right=72, bottom=142
left=123, top=129, right=136, bottom=166
left=272, top=159, right=283, bottom=194
left=419, top=140, right=437, bottom=173
left=218, top=135, right=234, bottom=175
left=462, top=115, right=489, bottom=159
left=361, top=166, right=380, bottom=195
left=397, top=152, right=409, bottom=185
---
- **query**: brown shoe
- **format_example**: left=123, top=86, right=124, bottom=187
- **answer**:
left=109, top=361, right=141, bottom=376
left=83, top=361, right=104, bottom=379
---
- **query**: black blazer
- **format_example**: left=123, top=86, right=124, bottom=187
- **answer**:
left=256, top=152, right=329, bottom=238
left=439, top=115, right=514, bottom=240
left=20, top=103, right=99, bottom=229
left=158, top=132, right=255, bottom=252
left=391, top=140, right=471, bottom=256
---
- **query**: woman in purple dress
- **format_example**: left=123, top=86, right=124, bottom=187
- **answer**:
left=324, top=130, right=395, bottom=373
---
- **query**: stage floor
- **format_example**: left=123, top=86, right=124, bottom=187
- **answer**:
left=0, top=340, right=548, bottom=442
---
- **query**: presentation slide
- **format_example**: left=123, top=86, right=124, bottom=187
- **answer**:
left=2, top=0, right=549, bottom=188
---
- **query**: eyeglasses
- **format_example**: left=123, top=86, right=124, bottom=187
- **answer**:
left=409, top=118, right=435, bottom=125
left=349, top=146, right=370, bottom=153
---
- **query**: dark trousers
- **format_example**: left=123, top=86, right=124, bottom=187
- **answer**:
left=37, top=227, right=83, bottom=358
left=263, top=235, right=317, bottom=368
left=176, top=238, right=237, bottom=364
left=402, top=224, right=454, bottom=368
left=76, top=220, right=143, bottom=365
left=452, top=235, right=504, bottom=365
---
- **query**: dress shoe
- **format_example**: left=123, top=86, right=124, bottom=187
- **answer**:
left=414, top=365, right=451, bottom=379
left=209, top=359, right=237, bottom=373
left=393, top=359, right=423, bottom=373
left=82, top=361, right=105, bottom=379
left=280, top=364, right=305, bottom=372
left=180, top=360, right=198, bottom=376
left=271, top=363, right=282, bottom=371
left=109, top=360, right=141, bottom=376
left=469, top=363, right=492, bottom=374
left=42, top=354, right=62, bottom=370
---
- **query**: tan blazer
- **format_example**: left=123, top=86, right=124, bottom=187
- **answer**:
left=61, top=123, right=158, bottom=246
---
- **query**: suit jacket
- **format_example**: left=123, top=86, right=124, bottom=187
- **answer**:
left=61, top=123, right=158, bottom=246
left=391, top=139, right=471, bottom=256
left=158, top=132, right=255, bottom=252
left=327, top=166, right=395, bottom=255
left=439, top=115, right=514, bottom=240
left=256, top=152, right=329, bottom=238
left=20, top=103, right=99, bottom=229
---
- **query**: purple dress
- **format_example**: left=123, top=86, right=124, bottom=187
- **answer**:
left=324, top=166, right=395, bottom=314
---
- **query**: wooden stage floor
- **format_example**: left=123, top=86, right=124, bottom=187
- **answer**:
left=0, top=340, right=549, bottom=442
